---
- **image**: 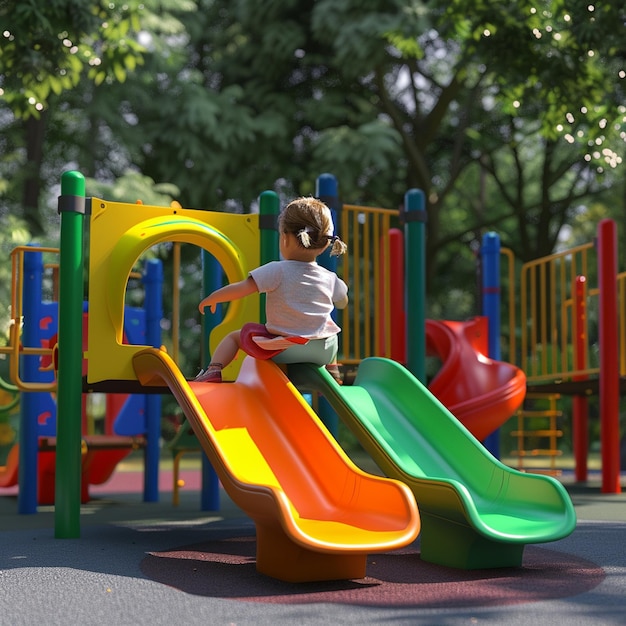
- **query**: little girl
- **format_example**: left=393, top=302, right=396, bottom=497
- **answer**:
left=196, top=196, right=348, bottom=382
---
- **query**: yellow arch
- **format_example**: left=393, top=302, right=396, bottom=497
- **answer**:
left=87, top=198, right=260, bottom=384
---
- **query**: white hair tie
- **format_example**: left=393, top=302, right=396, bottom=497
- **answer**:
left=297, top=227, right=314, bottom=247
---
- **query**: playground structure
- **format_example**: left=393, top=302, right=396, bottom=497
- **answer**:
left=500, top=219, right=623, bottom=493
left=1, top=170, right=590, bottom=578
left=78, top=174, right=422, bottom=582
left=14, top=168, right=626, bottom=576
left=332, top=184, right=622, bottom=493
left=0, top=247, right=161, bottom=505
left=331, top=190, right=527, bottom=440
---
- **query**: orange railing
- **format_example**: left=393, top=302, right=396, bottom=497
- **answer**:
left=498, top=246, right=517, bottom=363
left=10, top=210, right=622, bottom=390
left=2, top=245, right=158, bottom=392
left=507, top=240, right=626, bottom=385
left=339, top=203, right=399, bottom=364
left=518, top=242, right=595, bottom=383
left=0, top=246, right=60, bottom=392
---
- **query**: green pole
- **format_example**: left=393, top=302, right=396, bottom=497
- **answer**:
left=404, top=188, right=427, bottom=383
left=55, top=171, right=86, bottom=538
left=258, top=191, right=280, bottom=321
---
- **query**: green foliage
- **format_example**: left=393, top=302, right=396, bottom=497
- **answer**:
left=86, top=171, right=180, bottom=206
left=0, top=0, right=146, bottom=118
left=1, top=0, right=625, bottom=363
left=311, top=121, right=403, bottom=201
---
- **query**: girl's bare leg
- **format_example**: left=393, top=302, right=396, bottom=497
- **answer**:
left=209, top=330, right=242, bottom=369
left=196, top=330, right=242, bottom=382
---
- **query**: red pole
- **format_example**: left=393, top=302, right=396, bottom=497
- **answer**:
left=378, top=228, right=406, bottom=363
left=572, top=276, right=588, bottom=482
left=597, top=219, right=621, bottom=493
left=389, top=229, right=406, bottom=363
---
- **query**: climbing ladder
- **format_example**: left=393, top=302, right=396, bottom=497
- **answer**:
left=510, top=393, right=563, bottom=476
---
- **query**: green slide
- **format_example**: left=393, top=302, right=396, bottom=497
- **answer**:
left=289, top=357, right=576, bottom=570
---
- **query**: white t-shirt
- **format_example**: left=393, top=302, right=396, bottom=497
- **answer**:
left=250, top=260, right=348, bottom=339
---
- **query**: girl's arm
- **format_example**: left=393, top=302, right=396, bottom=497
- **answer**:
left=334, top=277, right=349, bottom=309
left=198, top=276, right=258, bottom=313
left=334, top=294, right=349, bottom=309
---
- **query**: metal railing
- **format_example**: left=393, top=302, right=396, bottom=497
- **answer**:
left=338, top=203, right=398, bottom=364
left=10, top=208, right=621, bottom=390
left=518, top=242, right=594, bottom=382
left=2, top=244, right=159, bottom=392
left=0, top=246, right=60, bottom=392
left=509, top=239, right=626, bottom=385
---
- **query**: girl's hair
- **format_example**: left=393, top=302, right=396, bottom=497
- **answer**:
left=278, top=197, right=348, bottom=256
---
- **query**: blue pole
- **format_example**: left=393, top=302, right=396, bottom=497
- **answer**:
left=200, top=251, right=222, bottom=510
left=481, top=232, right=501, bottom=457
left=315, top=173, right=340, bottom=436
left=315, top=173, right=340, bottom=276
left=404, top=189, right=427, bottom=383
left=142, top=259, right=163, bottom=502
left=18, top=248, right=44, bottom=514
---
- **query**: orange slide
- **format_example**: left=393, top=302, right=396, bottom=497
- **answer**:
left=132, top=348, right=420, bottom=583
left=426, top=317, right=526, bottom=441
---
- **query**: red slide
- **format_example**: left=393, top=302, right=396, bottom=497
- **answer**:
left=0, top=445, right=19, bottom=489
left=426, top=317, right=526, bottom=441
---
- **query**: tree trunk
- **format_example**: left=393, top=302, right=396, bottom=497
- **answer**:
left=22, top=112, right=48, bottom=236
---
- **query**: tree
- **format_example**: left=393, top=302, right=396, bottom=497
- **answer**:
left=0, top=0, right=145, bottom=118
left=2, top=0, right=624, bottom=322
left=0, top=0, right=146, bottom=234
left=172, top=2, right=621, bottom=315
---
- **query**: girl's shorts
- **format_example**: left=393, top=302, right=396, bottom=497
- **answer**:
left=271, top=335, right=338, bottom=366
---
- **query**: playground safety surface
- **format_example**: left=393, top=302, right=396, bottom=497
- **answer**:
left=1, top=463, right=625, bottom=625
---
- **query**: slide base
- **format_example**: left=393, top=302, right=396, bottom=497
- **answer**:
left=420, top=513, right=525, bottom=569
left=256, top=524, right=367, bottom=582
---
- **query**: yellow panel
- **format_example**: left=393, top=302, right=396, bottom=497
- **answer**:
left=87, top=198, right=260, bottom=383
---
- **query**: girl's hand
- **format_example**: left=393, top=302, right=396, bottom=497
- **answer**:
left=198, top=296, right=217, bottom=314
left=198, top=276, right=258, bottom=315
